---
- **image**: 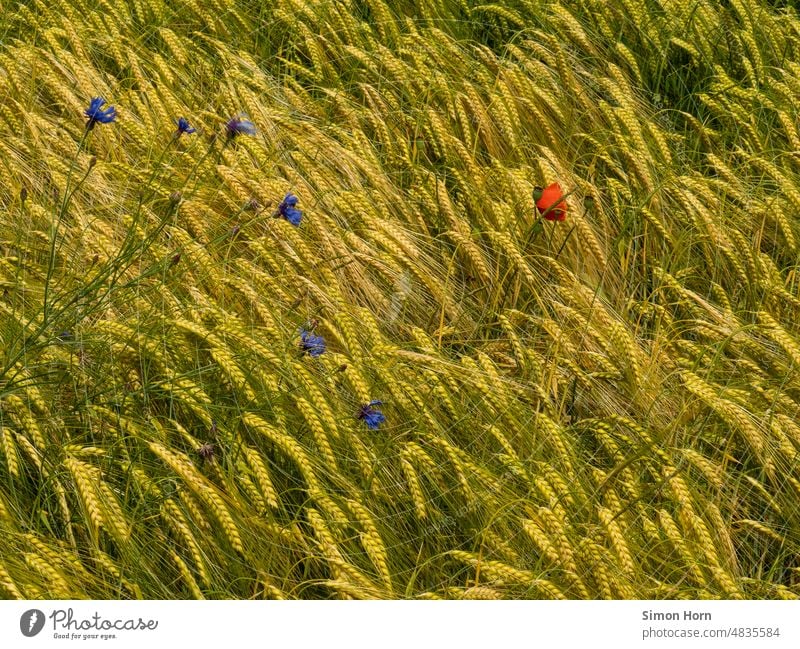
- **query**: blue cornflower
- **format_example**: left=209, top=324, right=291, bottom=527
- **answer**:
left=278, top=192, right=302, bottom=226
left=225, top=113, right=257, bottom=138
left=175, top=117, right=196, bottom=136
left=299, top=329, right=326, bottom=357
left=358, top=400, right=385, bottom=430
left=84, top=97, right=116, bottom=130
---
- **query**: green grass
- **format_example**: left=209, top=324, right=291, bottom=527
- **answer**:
left=0, top=0, right=800, bottom=599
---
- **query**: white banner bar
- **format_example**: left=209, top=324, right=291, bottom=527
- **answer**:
left=1, top=600, right=798, bottom=648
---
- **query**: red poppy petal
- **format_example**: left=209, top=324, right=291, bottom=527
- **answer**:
left=536, top=183, right=567, bottom=220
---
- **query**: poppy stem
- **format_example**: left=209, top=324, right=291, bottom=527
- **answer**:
left=522, top=219, right=544, bottom=249
left=554, top=225, right=577, bottom=260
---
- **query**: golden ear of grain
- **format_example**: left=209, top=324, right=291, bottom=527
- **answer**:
left=63, top=457, right=104, bottom=542
left=597, top=506, right=636, bottom=578
left=96, top=481, right=131, bottom=544
left=657, top=508, right=706, bottom=586
left=243, top=413, right=348, bottom=524
left=681, top=371, right=765, bottom=458
left=399, top=455, right=427, bottom=521
left=169, top=549, right=205, bottom=599
left=449, top=549, right=537, bottom=587
left=460, top=585, right=504, bottom=600
left=296, top=396, right=338, bottom=470
left=308, top=508, right=384, bottom=595
left=161, top=499, right=210, bottom=587
left=242, top=448, right=279, bottom=510
left=0, top=426, right=20, bottom=480
left=5, top=395, right=47, bottom=451
left=346, top=499, right=393, bottom=593
left=0, top=562, right=24, bottom=598
left=24, top=552, right=73, bottom=598
left=320, top=579, right=372, bottom=600
left=148, top=442, right=244, bottom=554
left=521, top=518, right=560, bottom=565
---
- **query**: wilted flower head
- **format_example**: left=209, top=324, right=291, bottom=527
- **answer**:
left=197, top=443, right=215, bottom=462
left=299, top=329, right=326, bottom=357
left=244, top=197, right=262, bottom=212
left=84, top=97, right=116, bottom=130
left=225, top=113, right=257, bottom=138
left=358, top=400, right=385, bottom=430
left=175, top=117, right=196, bottom=136
left=278, top=192, right=302, bottom=226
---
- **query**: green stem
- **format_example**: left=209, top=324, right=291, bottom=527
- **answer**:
left=43, top=129, right=89, bottom=323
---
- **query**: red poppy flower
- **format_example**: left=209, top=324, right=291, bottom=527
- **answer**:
left=534, top=182, right=567, bottom=221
